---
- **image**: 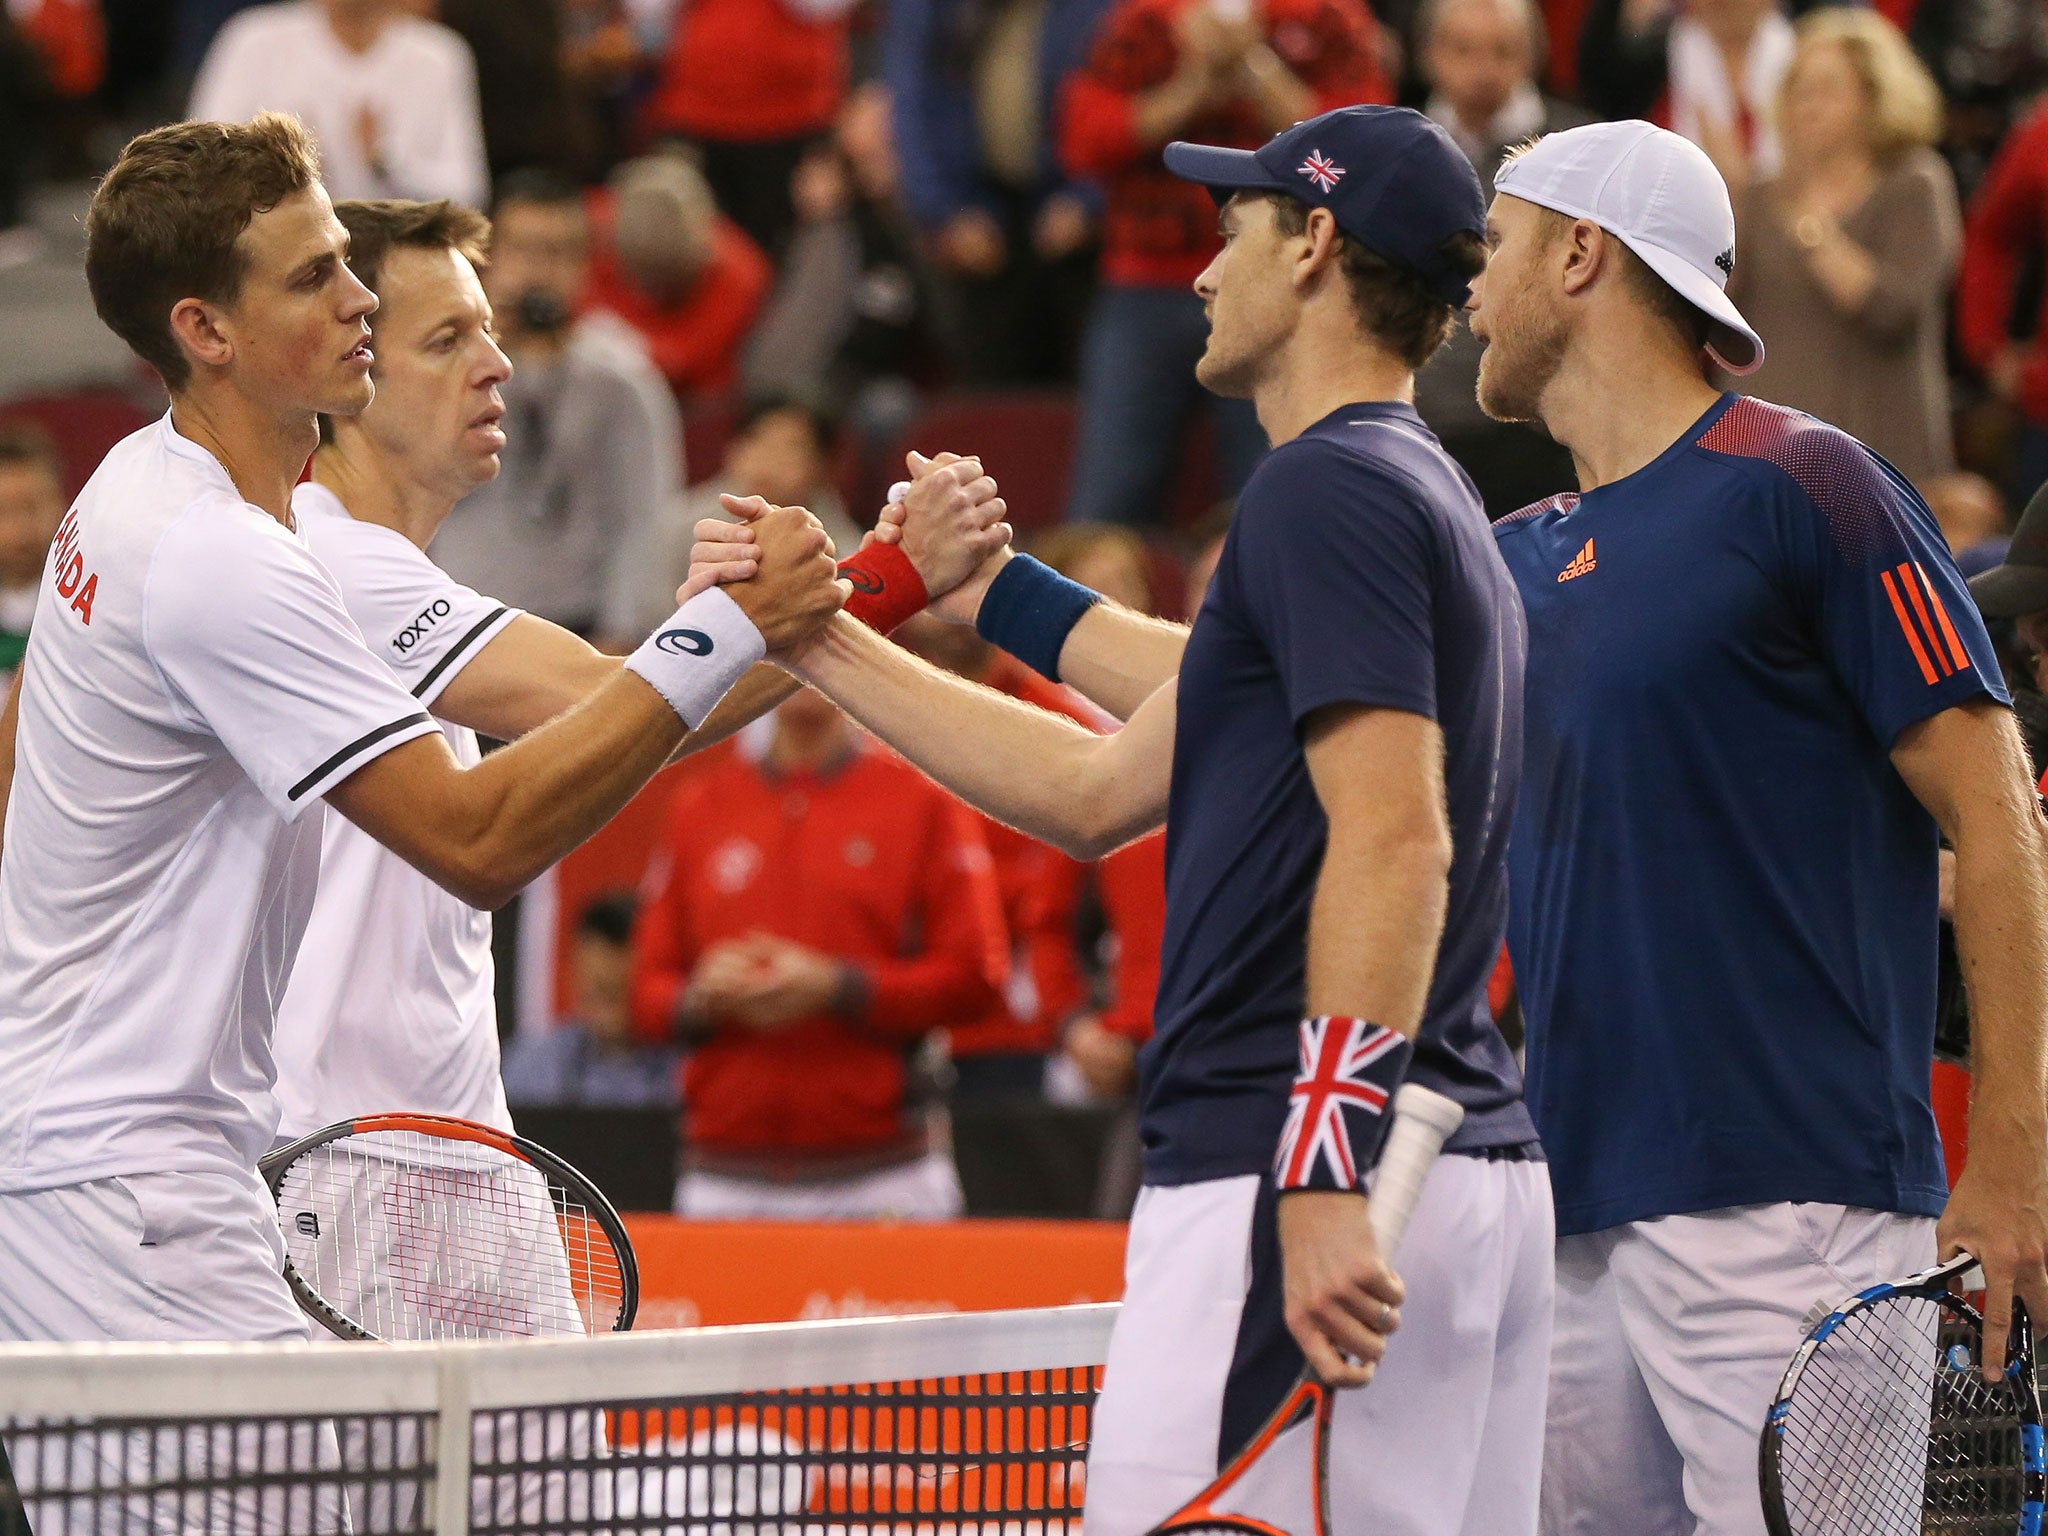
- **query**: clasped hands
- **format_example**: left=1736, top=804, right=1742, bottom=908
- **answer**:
left=684, top=450, right=1015, bottom=658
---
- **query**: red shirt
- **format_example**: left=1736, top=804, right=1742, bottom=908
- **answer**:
left=629, top=743, right=1007, bottom=1160
left=1094, top=831, right=1166, bottom=1045
left=947, top=656, right=1103, bottom=1060
left=1958, top=103, right=2048, bottom=426
left=641, top=0, right=848, bottom=143
left=1059, top=0, right=1388, bottom=290
left=580, top=209, right=771, bottom=399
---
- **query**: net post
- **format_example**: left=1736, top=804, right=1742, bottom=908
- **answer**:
left=437, top=1347, right=474, bottom=1536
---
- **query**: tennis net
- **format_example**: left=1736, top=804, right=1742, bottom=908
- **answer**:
left=0, top=1302, right=1114, bottom=1535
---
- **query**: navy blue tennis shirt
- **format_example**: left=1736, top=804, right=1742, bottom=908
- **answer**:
left=1137, top=402, right=1539, bottom=1184
left=1495, top=395, right=2007, bottom=1238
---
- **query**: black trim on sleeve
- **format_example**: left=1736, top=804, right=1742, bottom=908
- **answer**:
left=410, top=606, right=512, bottom=699
left=288, top=712, right=435, bottom=801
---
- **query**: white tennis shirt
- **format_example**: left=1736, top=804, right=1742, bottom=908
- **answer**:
left=0, top=418, right=441, bottom=1193
left=271, top=484, right=520, bottom=1140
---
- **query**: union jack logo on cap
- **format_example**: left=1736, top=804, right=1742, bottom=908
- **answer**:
left=1299, top=150, right=1345, bottom=193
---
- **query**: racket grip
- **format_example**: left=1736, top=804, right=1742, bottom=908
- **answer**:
left=1366, top=1083, right=1466, bottom=1258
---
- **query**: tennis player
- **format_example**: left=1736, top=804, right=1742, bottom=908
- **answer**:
left=271, top=196, right=1004, bottom=1341
left=703, top=104, right=1553, bottom=1536
left=0, top=114, right=845, bottom=1353
left=1468, top=120, right=2048, bottom=1535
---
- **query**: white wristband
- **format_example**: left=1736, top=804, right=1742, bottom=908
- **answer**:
left=624, top=586, right=766, bottom=728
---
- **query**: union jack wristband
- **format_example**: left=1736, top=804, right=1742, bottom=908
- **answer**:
left=1275, top=1016, right=1414, bottom=1193
left=839, top=542, right=927, bottom=636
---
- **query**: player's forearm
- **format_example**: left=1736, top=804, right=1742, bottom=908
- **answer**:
left=1057, top=604, right=1189, bottom=722
left=1304, top=824, right=1450, bottom=1039
left=0, top=665, right=19, bottom=860
left=679, top=665, right=800, bottom=755
left=790, top=614, right=1157, bottom=858
left=341, top=671, right=689, bottom=909
left=1951, top=813, right=2048, bottom=1141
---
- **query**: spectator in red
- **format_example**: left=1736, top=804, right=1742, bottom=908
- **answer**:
left=1058, top=0, right=1386, bottom=526
left=1959, top=96, right=2048, bottom=506
left=893, top=614, right=1100, bottom=1096
left=629, top=687, right=1009, bottom=1219
left=582, top=152, right=773, bottom=400
left=635, top=0, right=859, bottom=256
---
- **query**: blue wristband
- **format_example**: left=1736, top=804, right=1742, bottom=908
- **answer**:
left=974, top=554, right=1101, bottom=682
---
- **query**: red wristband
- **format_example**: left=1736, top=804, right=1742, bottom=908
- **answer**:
left=839, top=542, right=928, bottom=635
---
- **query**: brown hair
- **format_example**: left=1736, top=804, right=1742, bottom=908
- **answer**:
left=84, top=113, right=323, bottom=391
left=333, top=198, right=493, bottom=313
left=1254, top=191, right=1486, bottom=370
left=1786, top=7, right=1942, bottom=160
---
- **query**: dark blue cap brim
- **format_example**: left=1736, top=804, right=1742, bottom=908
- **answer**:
left=1162, top=141, right=1287, bottom=198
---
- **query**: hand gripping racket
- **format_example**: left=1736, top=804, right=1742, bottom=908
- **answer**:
left=1144, top=1082, right=1468, bottom=1536
left=261, top=1111, right=639, bottom=1341
left=1760, top=1251, right=2045, bottom=1536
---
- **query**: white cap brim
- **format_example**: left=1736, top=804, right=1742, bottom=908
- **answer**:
left=1626, top=237, right=1765, bottom=376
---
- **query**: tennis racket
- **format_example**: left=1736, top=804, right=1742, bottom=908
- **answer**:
left=1759, top=1251, right=2045, bottom=1536
left=1144, top=1082, right=1469, bottom=1536
left=261, top=1111, right=639, bottom=1342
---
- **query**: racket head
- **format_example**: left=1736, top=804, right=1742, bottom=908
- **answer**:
left=1759, top=1252, right=2046, bottom=1536
left=1145, top=1374, right=1331, bottom=1536
left=260, top=1111, right=640, bottom=1342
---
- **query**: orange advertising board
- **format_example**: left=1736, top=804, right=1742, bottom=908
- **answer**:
left=621, top=1217, right=1130, bottom=1329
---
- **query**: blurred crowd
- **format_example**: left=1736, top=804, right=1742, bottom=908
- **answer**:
left=3, top=0, right=2048, bottom=1216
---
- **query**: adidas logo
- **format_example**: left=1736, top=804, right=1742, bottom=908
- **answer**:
left=1557, top=539, right=1597, bottom=583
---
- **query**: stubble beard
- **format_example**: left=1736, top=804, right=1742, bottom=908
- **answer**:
left=1475, top=288, right=1568, bottom=427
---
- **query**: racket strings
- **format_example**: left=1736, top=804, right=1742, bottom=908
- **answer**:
left=275, top=1129, right=628, bottom=1341
left=1776, top=1295, right=2028, bottom=1535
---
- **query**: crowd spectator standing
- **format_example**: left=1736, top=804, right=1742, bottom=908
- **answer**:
left=188, top=0, right=488, bottom=207
left=885, top=0, right=1111, bottom=384
left=581, top=152, right=773, bottom=400
left=1413, top=0, right=1582, bottom=514
left=501, top=895, right=679, bottom=1108
left=634, top=0, right=859, bottom=255
left=1727, top=7, right=1958, bottom=488
left=427, top=171, right=680, bottom=652
left=435, top=0, right=581, bottom=183
left=1577, top=0, right=1793, bottom=188
left=1959, top=93, right=2048, bottom=505
left=628, top=688, right=1008, bottom=1219
left=1057, top=0, right=1386, bottom=525
left=0, top=424, right=65, bottom=684
left=742, top=87, right=952, bottom=438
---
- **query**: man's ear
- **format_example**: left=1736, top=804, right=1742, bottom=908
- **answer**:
left=167, top=297, right=234, bottom=376
left=1296, top=205, right=1345, bottom=287
left=1558, top=219, right=1611, bottom=299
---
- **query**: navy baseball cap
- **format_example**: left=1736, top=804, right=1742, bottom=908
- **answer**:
left=1163, top=105, right=1487, bottom=305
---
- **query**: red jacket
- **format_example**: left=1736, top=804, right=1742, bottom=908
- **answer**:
left=1060, top=0, right=1387, bottom=289
left=580, top=199, right=771, bottom=399
left=946, top=656, right=1104, bottom=1060
left=629, top=742, right=1007, bottom=1160
left=641, top=0, right=849, bottom=142
left=1958, top=102, right=2048, bottom=426
left=1093, top=831, right=1166, bottom=1044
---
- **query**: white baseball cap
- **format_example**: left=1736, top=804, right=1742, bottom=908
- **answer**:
left=1492, top=119, right=1764, bottom=375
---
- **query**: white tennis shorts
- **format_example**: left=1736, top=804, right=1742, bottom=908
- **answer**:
left=1541, top=1201, right=1937, bottom=1536
left=1084, top=1153, right=1556, bottom=1536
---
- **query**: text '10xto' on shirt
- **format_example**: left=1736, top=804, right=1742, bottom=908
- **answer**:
left=1143, top=400, right=1538, bottom=1187
left=1495, top=395, right=2006, bottom=1237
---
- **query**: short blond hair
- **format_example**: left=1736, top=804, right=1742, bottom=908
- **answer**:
left=1784, top=7, right=1943, bottom=159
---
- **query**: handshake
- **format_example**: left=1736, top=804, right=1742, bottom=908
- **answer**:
left=680, top=451, right=1015, bottom=654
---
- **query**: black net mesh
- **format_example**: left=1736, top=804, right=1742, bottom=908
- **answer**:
left=1769, top=1295, right=2033, bottom=1536
left=1, top=1361, right=1100, bottom=1534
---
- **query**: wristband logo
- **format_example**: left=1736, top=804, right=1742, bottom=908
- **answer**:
left=844, top=568, right=884, bottom=595
left=655, top=628, right=715, bottom=657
